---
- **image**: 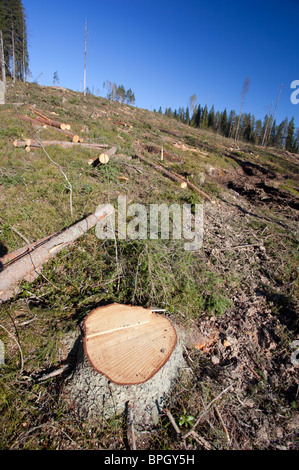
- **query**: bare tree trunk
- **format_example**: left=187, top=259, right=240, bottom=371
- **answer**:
left=84, top=20, right=87, bottom=97
left=12, top=26, right=16, bottom=84
left=265, top=82, right=283, bottom=147
left=0, top=30, right=6, bottom=88
left=0, top=204, right=114, bottom=302
left=235, top=77, right=250, bottom=142
left=262, top=102, right=272, bottom=147
left=22, top=19, right=26, bottom=83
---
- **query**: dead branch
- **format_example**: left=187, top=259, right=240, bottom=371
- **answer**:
left=37, top=140, right=74, bottom=219
left=164, top=408, right=182, bottom=438
left=0, top=323, right=24, bottom=373
left=127, top=402, right=137, bottom=450
left=214, top=405, right=230, bottom=444
left=8, top=225, right=30, bottom=244
left=0, top=204, right=115, bottom=302
left=182, top=383, right=234, bottom=440
left=35, top=364, right=71, bottom=383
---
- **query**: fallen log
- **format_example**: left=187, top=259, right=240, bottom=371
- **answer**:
left=16, top=114, right=82, bottom=143
left=17, top=114, right=45, bottom=127
left=28, top=105, right=70, bottom=130
left=0, top=204, right=114, bottom=302
left=13, top=140, right=109, bottom=150
left=89, top=146, right=117, bottom=167
left=134, top=154, right=213, bottom=202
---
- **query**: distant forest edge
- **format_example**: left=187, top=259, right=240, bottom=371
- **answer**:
left=0, top=0, right=28, bottom=82
left=0, top=1, right=298, bottom=153
left=154, top=101, right=298, bottom=154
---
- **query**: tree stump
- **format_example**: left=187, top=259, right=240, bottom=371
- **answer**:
left=62, top=304, right=186, bottom=430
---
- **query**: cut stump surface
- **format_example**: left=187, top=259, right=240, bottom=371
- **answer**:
left=84, top=303, right=177, bottom=385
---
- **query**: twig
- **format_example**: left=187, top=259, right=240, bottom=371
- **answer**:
left=9, top=226, right=30, bottom=244
left=0, top=323, right=24, bottom=373
left=182, top=383, right=234, bottom=440
left=10, top=422, right=81, bottom=450
left=188, top=430, right=212, bottom=450
left=244, top=361, right=263, bottom=380
left=182, top=344, right=194, bottom=363
left=214, top=405, right=230, bottom=444
left=164, top=408, right=182, bottom=438
left=214, top=244, right=260, bottom=252
left=127, top=401, right=137, bottom=450
left=36, top=138, right=73, bottom=219
left=35, top=364, right=70, bottom=383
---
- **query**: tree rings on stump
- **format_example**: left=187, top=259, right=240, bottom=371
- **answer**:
left=83, top=303, right=177, bottom=385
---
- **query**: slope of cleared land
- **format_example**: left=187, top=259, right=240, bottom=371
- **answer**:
left=0, top=81, right=298, bottom=450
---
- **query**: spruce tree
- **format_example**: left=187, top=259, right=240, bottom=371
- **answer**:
left=276, top=118, right=288, bottom=149
left=253, top=119, right=262, bottom=145
left=208, top=105, right=215, bottom=130
left=185, top=107, right=190, bottom=125
left=285, top=117, right=295, bottom=152
left=220, top=108, right=228, bottom=136
left=202, top=105, right=208, bottom=128
left=194, top=105, right=201, bottom=128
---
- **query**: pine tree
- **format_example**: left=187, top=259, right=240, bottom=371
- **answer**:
left=125, top=88, right=135, bottom=105
left=117, top=85, right=125, bottom=102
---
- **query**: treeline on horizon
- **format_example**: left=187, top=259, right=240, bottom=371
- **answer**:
left=154, top=103, right=299, bottom=153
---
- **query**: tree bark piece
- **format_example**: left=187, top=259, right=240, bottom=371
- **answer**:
left=13, top=140, right=109, bottom=150
left=0, top=204, right=114, bottom=302
left=134, top=153, right=213, bottom=202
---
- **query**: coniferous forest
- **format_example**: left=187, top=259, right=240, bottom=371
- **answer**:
left=0, top=0, right=28, bottom=82
left=158, top=103, right=298, bottom=153
left=0, top=0, right=298, bottom=153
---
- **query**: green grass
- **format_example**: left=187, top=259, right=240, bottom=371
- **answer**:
left=0, top=80, right=298, bottom=450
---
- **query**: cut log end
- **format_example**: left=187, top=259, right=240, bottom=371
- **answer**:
left=180, top=182, right=188, bottom=189
left=99, top=153, right=110, bottom=165
left=72, top=135, right=80, bottom=143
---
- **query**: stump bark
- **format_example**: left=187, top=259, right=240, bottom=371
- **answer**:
left=62, top=310, right=186, bottom=430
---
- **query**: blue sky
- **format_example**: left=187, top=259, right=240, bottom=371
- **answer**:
left=23, top=0, right=299, bottom=128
